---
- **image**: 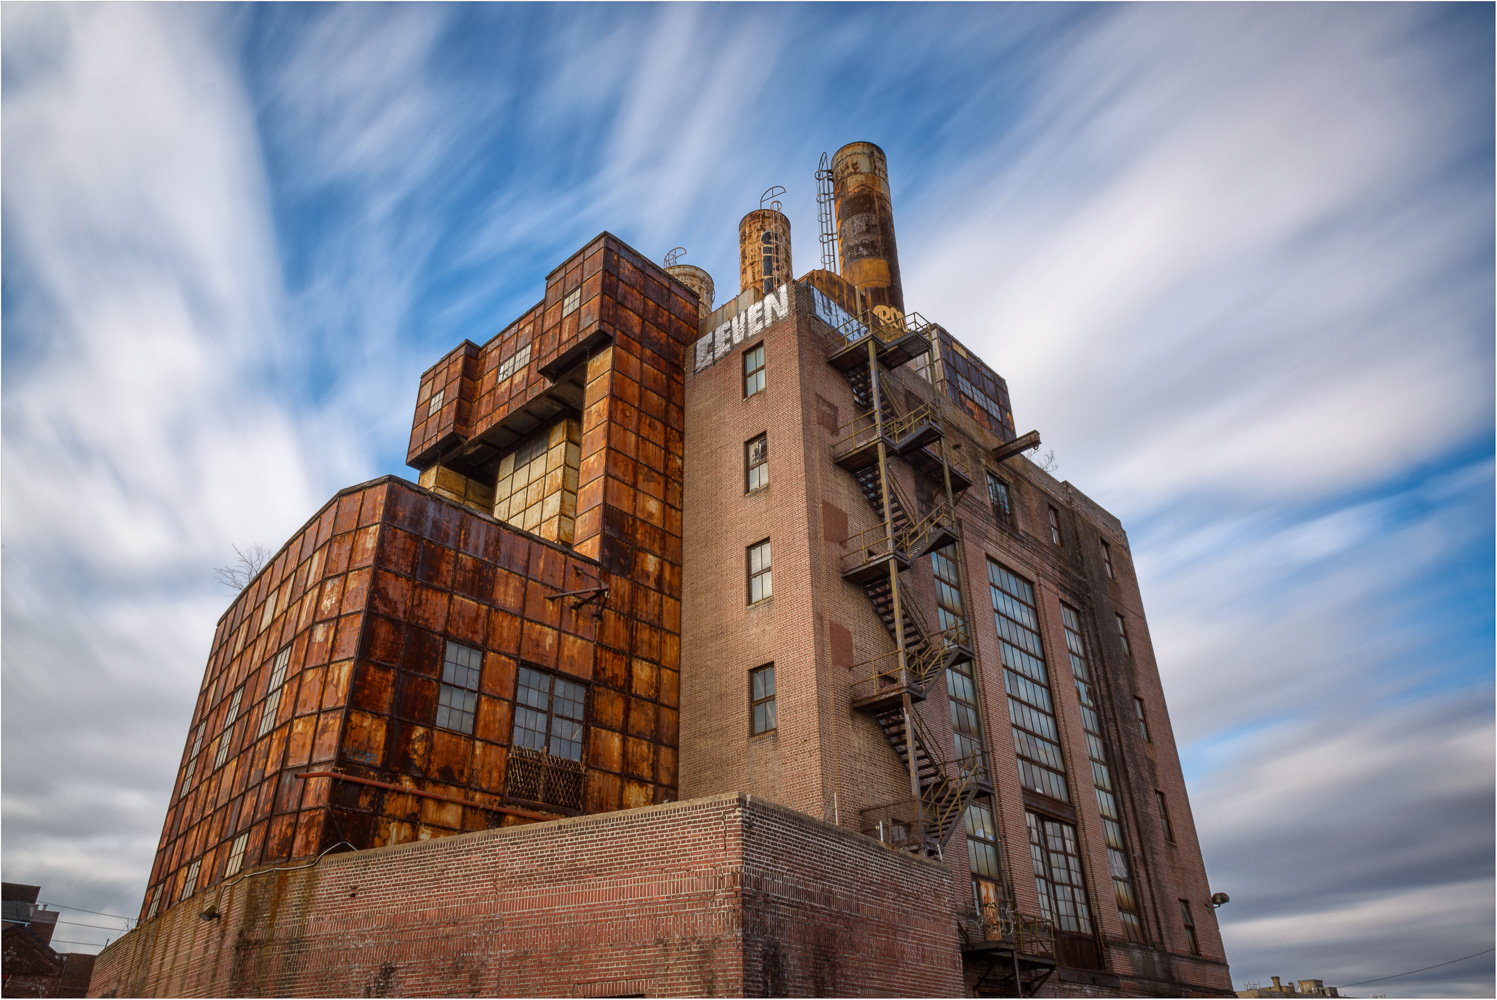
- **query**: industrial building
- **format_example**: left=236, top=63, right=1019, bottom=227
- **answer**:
left=90, top=142, right=1232, bottom=997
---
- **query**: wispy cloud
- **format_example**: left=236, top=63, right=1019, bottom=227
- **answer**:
left=2, top=5, right=1490, bottom=991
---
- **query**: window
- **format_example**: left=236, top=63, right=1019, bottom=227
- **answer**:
left=145, top=885, right=162, bottom=920
left=1115, top=614, right=1131, bottom=657
left=989, top=562, right=1069, bottom=803
left=1135, top=698, right=1150, bottom=742
left=1100, top=540, right=1115, bottom=579
left=744, top=344, right=766, bottom=397
left=750, top=665, right=776, bottom=735
left=513, top=666, right=586, bottom=761
left=257, top=647, right=291, bottom=738
left=180, top=859, right=201, bottom=901
left=561, top=288, right=581, bottom=317
left=1027, top=812, right=1093, bottom=934
left=180, top=722, right=207, bottom=799
left=436, top=641, right=483, bottom=735
left=987, top=473, right=1013, bottom=528
left=1157, top=791, right=1175, bottom=842
left=747, top=539, right=772, bottom=604
left=497, top=344, right=532, bottom=384
left=427, top=388, right=445, bottom=416
left=212, top=687, right=244, bottom=769
left=1062, top=604, right=1143, bottom=944
left=745, top=434, right=769, bottom=492
left=1048, top=505, right=1063, bottom=546
left=224, top=833, right=249, bottom=878
left=1179, top=899, right=1200, bottom=955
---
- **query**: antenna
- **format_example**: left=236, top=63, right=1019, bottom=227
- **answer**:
left=760, top=186, right=785, bottom=213
left=663, top=247, right=686, bottom=268
left=816, top=152, right=837, bottom=272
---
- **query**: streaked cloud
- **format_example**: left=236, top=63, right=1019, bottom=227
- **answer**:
left=3, top=5, right=1490, bottom=994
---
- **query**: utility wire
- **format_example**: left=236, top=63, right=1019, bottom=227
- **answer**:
left=38, top=902, right=134, bottom=922
left=1336, top=947, right=1495, bottom=987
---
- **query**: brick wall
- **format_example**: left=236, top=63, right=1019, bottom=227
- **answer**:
left=89, top=793, right=963, bottom=998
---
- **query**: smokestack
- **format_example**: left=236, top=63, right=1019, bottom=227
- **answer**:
left=1272, top=977, right=1283, bottom=992
left=831, top=141, right=903, bottom=315
left=739, top=204, right=792, bottom=296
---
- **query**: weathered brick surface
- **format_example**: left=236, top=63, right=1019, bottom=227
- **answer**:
left=679, top=273, right=1232, bottom=996
left=90, top=794, right=962, bottom=998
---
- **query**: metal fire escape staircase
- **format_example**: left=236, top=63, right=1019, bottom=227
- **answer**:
left=825, top=309, right=988, bottom=858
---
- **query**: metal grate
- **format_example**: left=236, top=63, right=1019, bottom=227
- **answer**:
left=506, top=745, right=584, bottom=810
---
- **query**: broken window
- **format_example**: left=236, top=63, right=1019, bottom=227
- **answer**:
left=1115, top=613, right=1131, bottom=657
left=987, top=473, right=1013, bottom=529
left=1101, top=539, right=1115, bottom=579
left=1027, top=812, right=1093, bottom=935
left=1156, top=790, right=1175, bottom=843
left=435, top=641, right=482, bottom=736
left=179, top=722, right=207, bottom=799
left=745, top=434, right=769, bottom=492
left=1048, top=505, right=1063, bottom=546
left=179, top=859, right=201, bottom=901
left=750, top=664, right=776, bottom=735
left=1135, top=697, right=1150, bottom=742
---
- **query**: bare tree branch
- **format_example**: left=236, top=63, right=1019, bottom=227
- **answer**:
left=213, top=543, right=271, bottom=591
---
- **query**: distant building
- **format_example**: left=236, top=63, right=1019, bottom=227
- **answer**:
left=92, top=142, right=1230, bottom=997
left=1238, top=976, right=1343, bottom=997
left=2, top=884, right=95, bottom=999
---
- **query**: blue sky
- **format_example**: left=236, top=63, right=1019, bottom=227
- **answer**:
left=3, top=3, right=1492, bottom=993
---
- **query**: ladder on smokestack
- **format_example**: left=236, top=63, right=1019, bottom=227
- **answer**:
left=823, top=305, right=993, bottom=860
left=816, top=152, right=837, bottom=273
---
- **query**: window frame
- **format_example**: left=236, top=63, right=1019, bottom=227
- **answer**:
left=747, top=538, right=772, bottom=604
left=511, top=664, right=588, bottom=763
left=1135, top=697, right=1151, bottom=742
left=180, top=858, right=202, bottom=901
left=435, top=640, right=483, bottom=736
left=749, top=664, right=776, bottom=736
left=1100, top=540, right=1115, bottom=579
left=987, top=472, right=1014, bottom=529
left=1179, top=899, right=1200, bottom=955
left=212, top=686, right=245, bottom=770
left=1048, top=505, right=1063, bottom=546
left=257, top=647, right=292, bottom=739
left=745, top=433, right=769, bottom=493
left=224, top=833, right=250, bottom=879
left=1156, top=790, right=1175, bottom=843
left=743, top=344, right=766, bottom=398
left=1115, top=613, right=1131, bottom=657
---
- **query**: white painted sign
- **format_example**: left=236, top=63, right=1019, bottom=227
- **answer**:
left=693, top=283, right=791, bottom=374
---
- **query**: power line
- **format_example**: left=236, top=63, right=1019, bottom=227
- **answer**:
left=38, top=902, right=134, bottom=921
left=1336, top=947, right=1495, bottom=988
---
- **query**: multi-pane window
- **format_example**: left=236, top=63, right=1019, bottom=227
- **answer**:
left=1100, top=540, right=1115, bottom=579
left=145, top=886, right=162, bottom=920
left=747, top=539, right=772, bottom=604
left=224, top=833, right=249, bottom=878
left=496, top=344, right=532, bottom=384
left=989, top=562, right=1069, bottom=803
left=987, top=473, right=1013, bottom=528
left=1063, top=605, right=1143, bottom=942
left=513, top=666, right=586, bottom=761
left=1179, top=899, right=1200, bottom=955
left=179, top=722, right=207, bottom=799
left=1157, top=791, right=1175, bottom=842
left=179, top=859, right=202, bottom=901
left=745, top=434, right=769, bottom=492
left=1115, top=614, right=1131, bottom=657
left=212, top=687, right=244, bottom=769
left=257, top=647, right=291, bottom=738
left=744, top=345, right=766, bottom=398
left=750, top=665, right=776, bottom=735
left=1048, top=505, right=1063, bottom=546
left=931, top=546, right=966, bottom=639
left=561, top=288, right=581, bottom=317
left=427, top=389, right=445, bottom=416
left=1027, top=812, right=1093, bottom=934
left=1135, top=697, right=1151, bottom=742
left=436, top=641, right=483, bottom=735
